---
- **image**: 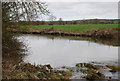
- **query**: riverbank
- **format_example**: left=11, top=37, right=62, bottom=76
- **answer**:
left=3, top=58, right=72, bottom=79
left=8, top=27, right=119, bottom=39
left=2, top=32, right=72, bottom=79
left=4, top=24, right=119, bottom=79
left=3, top=32, right=119, bottom=79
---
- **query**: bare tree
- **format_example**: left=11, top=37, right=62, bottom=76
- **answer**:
left=48, top=14, right=56, bottom=25
left=58, top=18, right=63, bottom=25
left=2, top=0, right=50, bottom=22
left=2, top=0, right=50, bottom=57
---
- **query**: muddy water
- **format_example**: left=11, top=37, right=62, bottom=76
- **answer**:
left=17, top=34, right=118, bottom=68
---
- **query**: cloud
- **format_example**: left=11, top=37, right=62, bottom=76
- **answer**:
left=44, top=2, right=118, bottom=20
left=42, top=0, right=119, bottom=2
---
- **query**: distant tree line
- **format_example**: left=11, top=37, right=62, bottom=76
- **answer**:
left=13, top=19, right=120, bottom=25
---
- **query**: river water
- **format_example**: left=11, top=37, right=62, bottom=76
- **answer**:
left=17, top=34, right=118, bottom=68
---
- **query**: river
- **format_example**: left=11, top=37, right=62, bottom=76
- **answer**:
left=17, top=34, right=118, bottom=68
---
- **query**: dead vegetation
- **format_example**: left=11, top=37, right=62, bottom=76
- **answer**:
left=8, top=27, right=120, bottom=40
left=3, top=58, right=72, bottom=79
left=82, top=69, right=105, bottom=80
left=106, top=65, right=120, bottom=72
left=75, top=63, right=105, bottom=79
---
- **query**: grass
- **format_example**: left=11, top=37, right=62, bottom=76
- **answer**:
left=37, top=72, right=45, bottom=77
left=14, top=24, right=119, bottom=31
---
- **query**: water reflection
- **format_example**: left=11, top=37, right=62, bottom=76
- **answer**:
left=17, top=35, right=118, bottom=67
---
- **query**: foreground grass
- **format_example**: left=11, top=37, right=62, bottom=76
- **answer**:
left=14, top=24, right=119, bottom=31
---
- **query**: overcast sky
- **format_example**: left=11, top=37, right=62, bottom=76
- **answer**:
left=41, top=1, right=118, bottom=21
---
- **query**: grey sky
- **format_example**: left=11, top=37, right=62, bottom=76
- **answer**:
left=42, top=0, right=119, bottom=2
left=44, top=2, right=118, bottom=21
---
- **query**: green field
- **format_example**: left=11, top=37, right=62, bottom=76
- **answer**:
left=15, top=24, right=119, bottom=31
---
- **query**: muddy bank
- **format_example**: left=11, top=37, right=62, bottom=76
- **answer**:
left=3, top=58, right=72, bottom=79
left=3, top=57, right=119, bottom=80
left=8, top=28, right=120, bottom=39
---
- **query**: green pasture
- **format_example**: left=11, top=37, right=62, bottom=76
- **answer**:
left=14, top=24, right=119, bottom=31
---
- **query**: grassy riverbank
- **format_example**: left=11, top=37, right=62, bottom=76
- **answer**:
left=9, top=24, right=120, bottom=39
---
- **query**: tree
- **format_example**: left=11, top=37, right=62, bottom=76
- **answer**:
left=2, top=0, right=50, bottom=58
left=58, top=18, right=63, bottom=25
left=73, top=21, right=77, bottom=25
left=93, top=19, right=100, bottom=24
left=48, top=14, right=56, bottom=25
left=58, top=18, right=63, bottom=21
left=2, top=0, right=50, bottom=79
left=82, top=20, right=88, bottom=24
left=2, top=1, right=50, bottom=22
